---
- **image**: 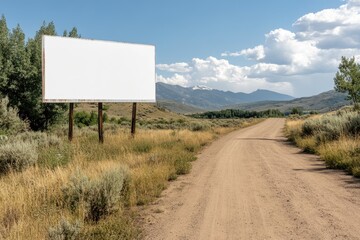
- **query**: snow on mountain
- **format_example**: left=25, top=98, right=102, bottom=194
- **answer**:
left=192, top=85, right=213, bottom=91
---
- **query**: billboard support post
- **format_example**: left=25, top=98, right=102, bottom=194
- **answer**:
left=98, top=103, right=104, bottom=143
left=131, top=102, right=137, bottom=136
left=68, top=103, right=74, bottom=141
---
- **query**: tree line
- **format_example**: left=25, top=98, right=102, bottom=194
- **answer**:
left=190, top=109, right=284, bottom=119
left=0, top=15, right=79, bottom=130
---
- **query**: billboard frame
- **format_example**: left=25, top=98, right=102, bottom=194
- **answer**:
left=41, top=35, right=156, bottom=103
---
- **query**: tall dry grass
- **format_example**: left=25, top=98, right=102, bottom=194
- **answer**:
left=286, top=110, right=360, bottom=178
left=0, top=118, right=261, bottom=239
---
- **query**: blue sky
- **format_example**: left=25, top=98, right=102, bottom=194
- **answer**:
left=2, top=0, right=360, bottom=97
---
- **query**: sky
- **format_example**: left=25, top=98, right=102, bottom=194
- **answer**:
left=1, top=0, right=360, bottom=97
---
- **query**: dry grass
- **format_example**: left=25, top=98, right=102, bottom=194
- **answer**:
left=286, top=112, right=360, bottom=178
left=0, top=118, right=261, bottom=239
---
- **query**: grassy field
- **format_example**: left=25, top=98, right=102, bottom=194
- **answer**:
left=286, top=108, right=360, bottom=178
left=0, top=102, right=262, bottom=239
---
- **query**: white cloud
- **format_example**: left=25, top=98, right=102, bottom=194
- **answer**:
left=156, top=62, right=191, bottom=73
left=222, top=45, right=265, bottom=60
left=157, top=56, right=294, bottom=95
left=293, top=0, right=360, bottom=49
left=156, top=74, right=189, bottom=86
left=158, top=0, right=360, bottom=97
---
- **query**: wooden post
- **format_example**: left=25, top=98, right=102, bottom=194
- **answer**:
left=98, top=102, right=104, bottom=143
left=131, top=102, right=137, bottom=136
left=68, top=103, right=74, bottom=142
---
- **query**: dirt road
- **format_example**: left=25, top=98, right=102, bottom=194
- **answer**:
left=143, top=119, right=360, bottom=240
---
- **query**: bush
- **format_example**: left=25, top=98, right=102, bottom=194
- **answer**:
left=0, top=141, right=38, bottom=174
left=12, top=132, right=70, bottom=169
left=189, top=122, right=209, bottom=131
left=291, top=107, right=303, bottom=115
left=302, top=119, right=322, bottom=136
left=15, top=131, right=62, bottom=148
left=85, top=167, right=128, bottom=222
left=174, top=153, right=194, bottom=175
left=347, top=113, right=360, bottom=136
left=352, top=166, right=360, bottom=178
left=63, top=166, right=129, bottom=222
left=0, top=97, right=28, bottom=135
left=301, top=112, right=357, bottom=141
left=74, top=111, right=97, bottom=128
left=48, top=218, right=82, bottom=240
left=62, top=171, right=90, bottom=212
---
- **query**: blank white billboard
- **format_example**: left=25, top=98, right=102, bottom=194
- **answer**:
left=42, top=35, right=155, bottom=102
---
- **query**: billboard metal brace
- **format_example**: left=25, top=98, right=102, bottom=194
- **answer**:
left=131, top=102, right=137, bottom=136
left=98, top=103, right=104, bottom=143
left=68, top=103, right=74, bottom=141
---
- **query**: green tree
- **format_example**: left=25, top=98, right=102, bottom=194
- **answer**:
left=68, top=27, right=80, bottom=38
left=24, top=21, right=67, bottom=130
left=0, top=15, right=11, bottom=92
left=291, top=107, right=303, bottom=115
left=6, top=24, right=36, bottom=116
left=334, top=56, right=360, bottom=110
left=0, top=17, right=80, bottom=130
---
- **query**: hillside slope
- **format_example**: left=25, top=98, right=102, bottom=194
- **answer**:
left=75, top=102, right=187, bottom=120
left=229, top=90, right=349, bottom=113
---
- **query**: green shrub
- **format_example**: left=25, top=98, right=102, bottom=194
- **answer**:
left=48, top=218, right=82, bottom=240
left=63, top=166, right=129, bottom=222
left=15, top=131, right=62, bottom=148
left=85, top=167, right=128, bottom=222
left=102, top=104, right=110, bottom=111
left=74, top=111, right=97, bottom=128
left=347, top=113, right=360, bottom=136
left=189, top=122, right=209, bottom=131
left=167, top=171, right=178, bottom=181
left=302, top=119, right=322, bottom=136
left=12, top=132, right=70, bottom=169
left=301, top=112, right=357, bottom=141
left=174, top=153, right=192, bottom=175
left=291, top=107, right=303, bottom=115
left=0, top=141, right=37, bottom=174
left=103, top=112, right=109, bottom=122
left=62, top=171, right=90, bottom=212
left=0, top=97, right=28, bottom=135
left=352, top=166, right=360, bottom=178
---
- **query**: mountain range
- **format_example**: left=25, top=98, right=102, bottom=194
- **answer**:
left=156, top=82, right=350, bottom=113
left=156, top=82, right=294, bottom=110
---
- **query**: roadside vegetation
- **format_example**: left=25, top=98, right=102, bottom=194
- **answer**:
left=286, top=108, right=360, bottom=178
left=0, top=96, right=261, bottom=239
left=287, top=56, right=360, bottom=178
left=191, top=108, right=284, bottom=119
left=0, top=15, right=268, bottom=240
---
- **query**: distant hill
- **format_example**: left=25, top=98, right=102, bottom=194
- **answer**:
left=229, top=90, right=350, bottom=113
left=76, top=102, right=187, bottom=121
left=156, top=82, right=294, bottom=110
left=157, top=100, right=205, bottom=114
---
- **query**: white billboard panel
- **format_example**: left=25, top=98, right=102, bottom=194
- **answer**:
left=42, top=35, right=155, bottom=102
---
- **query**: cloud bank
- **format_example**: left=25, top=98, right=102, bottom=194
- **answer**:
left=157, top=0, right=360, bottom=96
